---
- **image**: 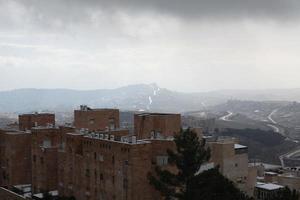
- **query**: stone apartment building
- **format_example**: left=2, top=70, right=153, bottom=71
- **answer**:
left=31, top=126, right=75, bottom=194
left=207, top=137, right=257, bottom=195
left=74, top=106, right=119, bottom=131
left=0, top=112, right=56, bottom=194
left=134, top=113, right=181, bottom=139
left=0, top=130, right=32, bottom=189
left=57, top=107, right=179, bottom=200
left=19, top=113, right=55, bottom=131
left=0, top=106, right=257, bottom=200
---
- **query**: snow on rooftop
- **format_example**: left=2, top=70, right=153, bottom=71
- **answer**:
left=33, top=190, right=58, bottom=199
left=257, top=176, right=264, bottom=180
left=256, top=182, right=284, bottom=191
left=234, top=144, right=247, bottom=149
left=265, top=172, right=278, bottom=176
left=33, top=193, right=43, bottom=198
left=49, top=190, right=58, bottom=196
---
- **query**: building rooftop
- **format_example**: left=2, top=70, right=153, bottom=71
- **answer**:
left=265, top=172, right=278, bottom=176
left=249, top=162, right=282, bottom=170
left=19, top=112, right=54, bottom=116
left=234, top=144, right=248, bottom=149
left=256, top=182, right=284, bottom=191
left=136, top=112, right=179, bottom=117
left=33, top=190, right=58, bottom=199
left=31, top=125, right=58, bottom=130
left=2, top=130, right=30, bottom=135
left=82, top=132, right=151, bottom=145
left=13, top=184, right=31, bottom=193
left=76, top=105, right=119, bottom=111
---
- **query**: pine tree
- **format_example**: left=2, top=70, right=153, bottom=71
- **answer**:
left=273, top=187, right=299, bottom=200
left=148, top=128, right=252, bottom=200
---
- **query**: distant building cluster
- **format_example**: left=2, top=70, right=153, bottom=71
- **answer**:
left=0, top=105, right=296, bottom=200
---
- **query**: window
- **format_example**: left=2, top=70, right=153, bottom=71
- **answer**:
left=40, top=157, right=44, bottom=164
left=98, top=155, right=104, bottom=162
left=112, top=155, right=115, bottom=165
left=43, top=139, right=51, bottom=148
left=94, top=152, right=97, bottom=160
left=123, top=178, right=128, bottom=189
left=95, top=170, right=97, bottom=183
left=2, top=172, right=6, bottom=180
left=100, top=173, right=103, bottom=181
left=61, top=142, right=66, bottom=150
left=85, top=169, right=90, bottom=177
left=112, top=176, right=115, bottom=185
left=156, top=156, right=168, bottom=166
left=109, top=118, right=115, bottom=130
left=33, top=155, right=36, bottom=162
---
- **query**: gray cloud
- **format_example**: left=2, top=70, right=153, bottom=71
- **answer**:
left=11, top=0, right=300, bottom=23
left=1, top=0, right=300, bottom=92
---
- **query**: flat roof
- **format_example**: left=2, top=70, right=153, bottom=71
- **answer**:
left=67, top=132, right=84, bottom=136
left=265, top=172, right=278, bottom=176
left=31, top=126, right=58, bottom=130
left=234, top=144, right=248, bottom=149
left=249, top=162, right=282, bottom=170
left=136, top=112, right=180, bottom=117
left=83, top=135, right=151, bottom=145
left=32, top=190, right=59, bottom=198
left=76, top=108, right=119, bottom=111
left=19, top=112, right=54, bottom=116
left=75, top=128, right=129, bottom=135
left=13, top=184, right=31, bottom=193
left=96, top=128, right=129, bottom=132
left=256, top=182, right=284, bottom=191
left=3, top=131, right=29, bottom=135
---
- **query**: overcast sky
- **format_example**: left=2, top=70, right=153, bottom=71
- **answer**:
left=1, top=0, right=300, bottom=92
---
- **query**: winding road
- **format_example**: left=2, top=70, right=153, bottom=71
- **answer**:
left=268, top=109, right=278, bottom=124
left=267, top=109, right=281, bottom=133
left=219, top=111, right=233, bottom=121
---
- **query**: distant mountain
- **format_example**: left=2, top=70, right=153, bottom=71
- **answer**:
left=208, top=88, right=300, bottom=102
left=1, top=84, right=300, bottom=113
left=0, top=84, right=215, bottom=113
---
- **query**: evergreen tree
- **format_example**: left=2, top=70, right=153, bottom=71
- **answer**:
left=148, top=128, right=252, bottom=200
left=272, top=186, right=299, bottom=200
left=187, top=167, right=253, bottom=200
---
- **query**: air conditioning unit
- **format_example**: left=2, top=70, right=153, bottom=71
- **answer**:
left=131, top=136, right=137, bottom=144
left=110, top=135, right=115, bottom=141
left=121, top=136, right=129, bottom=143
left=150, top=131, right=155, bottom=139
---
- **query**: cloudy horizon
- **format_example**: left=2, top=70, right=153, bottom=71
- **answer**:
left=1, top=0, right=300, bottom=92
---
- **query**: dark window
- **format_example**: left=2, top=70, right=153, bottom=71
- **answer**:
left=86, top=169, right=90, bottom=177
left=94, top=152, right=97, bottom=160
left=123, top=178, right=128, bottom=189
left=112, top=155, right=115, bottom=165
left=33, top=155, right=36, bottom=162
left=2, top=172, right=6, bottom=180
left=40, top=157, right=44, bottom=164
left=100, top=173, right=103, bottom=181
left=112, top=176, right=115, bottom=185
